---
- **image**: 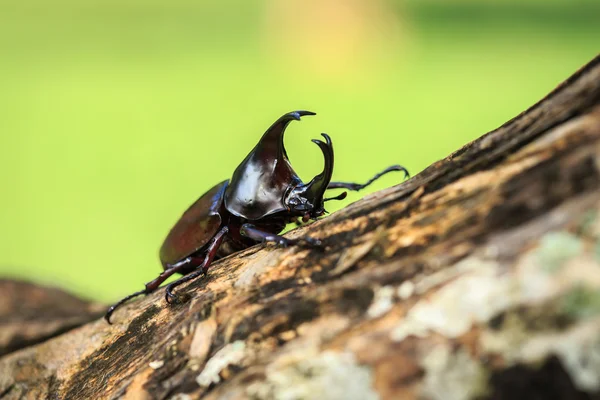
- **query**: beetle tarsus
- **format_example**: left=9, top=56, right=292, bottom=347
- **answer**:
left=274, top=237, right=291, bottom=247
left=164, top=268, right=206, bottom=304
left=300, top=236, right=323, bottom=248
left=163, top=226, right=228, bottom=304
left=165, top=282, right=184, bottom=304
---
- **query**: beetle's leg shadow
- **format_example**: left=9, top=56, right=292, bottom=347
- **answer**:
left=164, top=226, right=229, bottom=304
left=240, top=223, right=322, bottom=248
left=104, top=256, right=200, bottom=324
left=327, top=165, right=409, bottom=192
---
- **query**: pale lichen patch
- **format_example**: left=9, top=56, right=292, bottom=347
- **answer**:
left=559, top=285, right=600, bottom=320
left=555, top=323, right=600, bottom=392
left=577, top=208, right=598, bottom=237
left=482, top=317, right=600, bottom=392
left=518, top=251, right=600, bottom=306
left=367, top=286, right=395, bottom=318
left=412, top=257, right=481, bottom=295
left=397, top=280, right=415, bottom=300
left=189, top=315, right=217, bottom=361
left=420, top=345, right=488, bottom=400
left=168, top=394, right=192, bottom=400
left=196, top=341, right=246, bottom=387
left=148, top=360, right=164, bottom=370
left=535, top=231, right=582, bottom=273
left=392, top=228, right=600, bottom=342
left=187, top=315, right=218, bottom=375
left=391, top=259, right=513, bottom=340
left=246, top=350, right=379, bottom=400
left=594, top=241, right=600, bottom=263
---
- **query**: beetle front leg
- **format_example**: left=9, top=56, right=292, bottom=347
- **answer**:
left=327, top=165, right=409, bottom=191
left=164, top=226, right=229, bottom=303
left=240, top=223, right=322, bottom=247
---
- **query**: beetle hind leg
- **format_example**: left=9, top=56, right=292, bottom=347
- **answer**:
left=104, top=289, right=147, bottom=324
left=164, top=226, right=229, bottom=304
left=327, top=165, right=409, bottom=191
left=104, top=256, right=196, bottom=324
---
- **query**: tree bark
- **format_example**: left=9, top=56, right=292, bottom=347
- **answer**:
left=2, top=55, right=600, bottom=400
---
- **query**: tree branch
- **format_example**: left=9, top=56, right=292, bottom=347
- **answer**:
left=1, top=54, right=600, bottom=400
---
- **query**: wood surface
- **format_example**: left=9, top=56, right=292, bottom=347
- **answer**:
left=1, top=54, right=600, bottom=400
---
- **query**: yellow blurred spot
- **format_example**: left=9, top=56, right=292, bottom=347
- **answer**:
left=261, top=0, right=406, bottom=82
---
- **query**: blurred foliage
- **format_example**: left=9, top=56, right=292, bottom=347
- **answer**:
left=0, top=0, right=598, bottom=301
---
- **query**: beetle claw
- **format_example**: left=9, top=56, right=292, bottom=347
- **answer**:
left=165, top=288, right=177, bottom=304
left=301, top=236, right=324, bottom=249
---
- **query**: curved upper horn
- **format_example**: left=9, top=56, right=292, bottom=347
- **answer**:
left=223, top=110, right=316, bottom=220
left=254, top=110, right=316, bottom=159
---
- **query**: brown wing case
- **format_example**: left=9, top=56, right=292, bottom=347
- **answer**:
left=159, top=180, right=228, bottom=268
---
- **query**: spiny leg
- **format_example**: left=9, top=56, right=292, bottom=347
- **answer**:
left=240, top=223, right=322, bottom=247
left=327, top=165, right=409, bottom=191
left=104, top=256, right=201, bottom=324
left=164, top=226, right=229, bottom=303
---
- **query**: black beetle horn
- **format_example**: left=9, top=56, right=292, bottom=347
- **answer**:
left=224, top=110, right=317, bottom=220
left=305, top=133, right=334, bottom=205
left=255, top=110, right=316, bottom=159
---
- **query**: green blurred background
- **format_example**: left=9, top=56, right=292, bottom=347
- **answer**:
left=1, top=0, right=598, bottom=302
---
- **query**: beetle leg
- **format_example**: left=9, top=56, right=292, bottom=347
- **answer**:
left=240, top=223, right=322, bottom=248
left=240, top=223, right=296, bottom=247
left=164, top=226, right=229, bottom=304
left=327, top=165, right=410, bottom=191
left=104, top=256, right=199, bottom=324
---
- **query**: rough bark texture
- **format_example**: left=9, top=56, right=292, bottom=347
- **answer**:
left=1, top=55, right=600, bottom=400
left=0, top=280, right=105, bottom=358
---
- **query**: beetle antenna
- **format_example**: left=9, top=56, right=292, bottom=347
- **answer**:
left=327, top=165, right=410, bottom=192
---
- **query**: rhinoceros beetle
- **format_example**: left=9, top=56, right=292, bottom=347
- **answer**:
left=105, top=111, right=408, bottom=323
